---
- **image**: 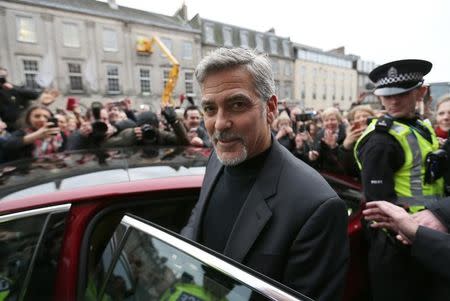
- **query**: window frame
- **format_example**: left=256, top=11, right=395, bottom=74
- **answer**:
left=67, top=62, right=84, bottom=93
left=16, top=15, right=37, bottom=43
left=184, top=70, right=195, bottom=96
left=139, top=67, right=152, bottom=94
left=105, top=64, right=121, bottom=94
left=182, top=41, right=193, bottom=60
left=204, top=23, right=215, bottom=44
left=240, top=30, right=249, bottom=48
left=62, top=22, right=80, bottom=48
left=102, top=28, right=118, bottom=52
left=22, top=59, right=40, bottom=90
left=223, top=27, right=233, bottom=47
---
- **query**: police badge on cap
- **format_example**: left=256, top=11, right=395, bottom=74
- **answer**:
left=369, top=59, right=432, bottom=96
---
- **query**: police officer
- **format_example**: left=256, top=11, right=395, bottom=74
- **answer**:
left=354, top=59, right=448, bottom=301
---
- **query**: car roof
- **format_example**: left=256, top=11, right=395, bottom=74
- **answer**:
left=0, top=146, right=210, bottom=205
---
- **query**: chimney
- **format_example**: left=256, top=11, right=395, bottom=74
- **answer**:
left=108, top=0, right=118, bottom=10
left=174, top=1, right=188, bottom=21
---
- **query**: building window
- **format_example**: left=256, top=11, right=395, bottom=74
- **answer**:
left=255, top=34, right=264, bottom=52
left=297, top=49, right=307, bottom=60
left=68, top=63, right=83, bottom=92
left=185, top=71, right=194, bottom=95
left=300, top=84, right=305, bottom=100
left=160, top=37, right=173, bottom=57
left=17, top=16, right=36, bottom=43
left=312, top=83, right=317, bottom=100
left=182, top=41, right=193, bottom=60
left=269, top=37, right=278, bottom=55
left=223, top=27, right=233, bottom=47
left=282, top=40, right=290, bottom=57
left=284, top=63, right=291, bottom=76
left=139, top=68, right=151, bottom=94
left=102, top=28, right=118, bottom=52
left=163, top=69, right=170, bottom=87
left=106, top=65, right=120, bottom=93
left=23, top=59, right=39, bottom=89
left=274, top=80, right=280, bottom=95
left=63, top=22, right=80, bottom=48
left=205, top=24, right=215, bottom=43
left=240, top=30, right=249, bottom=48
left=284, top=81, right=292, bottom=99
left=272, top=60, right=279, bottom=75
left=323, top=82, right=327, bottom=100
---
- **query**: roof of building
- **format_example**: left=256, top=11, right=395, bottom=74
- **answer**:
left=6, top=0, right=200, bottom=33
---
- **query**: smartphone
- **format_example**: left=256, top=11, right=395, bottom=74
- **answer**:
left=48, top=117, right=59, bottom=128
left=66, top=97, right=78, bottom=111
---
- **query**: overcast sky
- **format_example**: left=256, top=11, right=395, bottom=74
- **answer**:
left=113, top=0, right=449, bottom=83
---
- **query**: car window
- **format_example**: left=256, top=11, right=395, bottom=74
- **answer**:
left=326, top=179, right=362, bottom=217
left=0, top=205, right=70, bottom=301
left=84, top=215, right=307, bottom=301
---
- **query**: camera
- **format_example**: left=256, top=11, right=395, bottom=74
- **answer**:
left=140, top=124, right=158, bottom=144
left=90, top=102, right=108, bottom=142
left=295, top=112, right=315, bottom=122
left=0, top=77, right=6, bottom=85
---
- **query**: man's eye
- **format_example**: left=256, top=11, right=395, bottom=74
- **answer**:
left=231, top=102, right=246, bottom=110
left=203, top=106, right=216, bottom=114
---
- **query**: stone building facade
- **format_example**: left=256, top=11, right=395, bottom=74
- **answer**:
left=0, top=0, right=202, bottom=110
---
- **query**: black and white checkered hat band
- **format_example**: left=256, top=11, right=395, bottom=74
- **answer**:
left=376, top=72, right=423, bottom=86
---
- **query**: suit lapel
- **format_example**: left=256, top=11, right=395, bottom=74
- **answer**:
left=223, top=140, right=285, bottom=262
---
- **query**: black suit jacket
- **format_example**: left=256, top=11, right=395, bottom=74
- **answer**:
left=182, top=140, right=349, bottom=301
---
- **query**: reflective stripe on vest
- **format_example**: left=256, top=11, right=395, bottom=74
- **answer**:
left=355, top=118, right=443, bottom=205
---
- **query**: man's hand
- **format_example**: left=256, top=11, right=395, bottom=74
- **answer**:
left=134, top=127, right=143, bottom=140
left=363, top=201, right=419, bottom=244
left=39, top=89, right=60, bottom=105
left=190, top=136, right=204, bottom=147
left=2, top=82, right=13, bottom=90
left=412, top=209, right=448, bottom=233
left=308, top=150, right=319, bottom=161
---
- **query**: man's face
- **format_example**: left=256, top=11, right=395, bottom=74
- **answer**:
left=380, top=87, right=425, bottom=118
left=184, top=109, right=201, bottom=129
left=201, top=67, right=276, bottom=166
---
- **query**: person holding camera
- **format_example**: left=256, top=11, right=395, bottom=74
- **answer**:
left=133, top=106, right=189, bottom=146
left=2, top=105, right=65, bottom=161
left=354, top=59, right=447, bottom=301
left=183, top=105, right=211, bottom=147
left=0, top=67, right=60, bottom=132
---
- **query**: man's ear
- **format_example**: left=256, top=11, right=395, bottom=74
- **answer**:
left=266, top=95, right=278, bottom=124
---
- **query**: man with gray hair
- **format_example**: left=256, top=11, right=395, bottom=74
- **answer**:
left=181, top=48, right=349, bottom=301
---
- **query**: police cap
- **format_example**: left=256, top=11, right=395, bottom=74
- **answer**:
left=369, top=59, right=432, bottom=97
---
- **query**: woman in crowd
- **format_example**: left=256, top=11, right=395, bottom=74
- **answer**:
left=434, top=95, right=450, bottom=145
left=309, top=107, right=346, bottom=173
left=3, top=105, right=65, bottom=161
left=339, top=105, right=375, bottom=178
left=274, top=111, right=295, bottom=151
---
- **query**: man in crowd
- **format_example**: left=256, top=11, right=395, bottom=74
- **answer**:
left=181, top=47, right=349, bottom=301
left=183, top=105, right=211, bottom=147
left=0, top=67, right=58, bottom=131
left=354, top=59, right=448, bottom=300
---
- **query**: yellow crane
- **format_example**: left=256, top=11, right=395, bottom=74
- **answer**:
left=136, top=36, right=180, bottom=106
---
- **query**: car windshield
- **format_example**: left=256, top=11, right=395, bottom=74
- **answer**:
left=0, top=147, right=209, bottom=201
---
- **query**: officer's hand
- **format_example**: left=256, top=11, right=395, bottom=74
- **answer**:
left=161, top=106, right=177, bottom=124
left=412, top=209, right=448, bottom=233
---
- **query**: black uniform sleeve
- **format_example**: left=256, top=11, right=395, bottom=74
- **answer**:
left=358, top=132, right=404, bottom=201
left=426, top=197, right=450, bottom=231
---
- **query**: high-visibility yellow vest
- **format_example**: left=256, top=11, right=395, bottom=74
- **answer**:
left=355, top=118, right=443, bottom=210
left=160, top=282, right=228, bottom=301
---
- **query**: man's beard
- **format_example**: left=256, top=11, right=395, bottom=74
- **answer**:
left=212, top=131, right=248, bottom=166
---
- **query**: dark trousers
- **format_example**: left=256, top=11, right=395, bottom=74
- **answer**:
left=366, top=227, right=450, bottom=301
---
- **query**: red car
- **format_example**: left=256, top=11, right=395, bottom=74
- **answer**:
left=0, top=147, right=367, bottom=301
